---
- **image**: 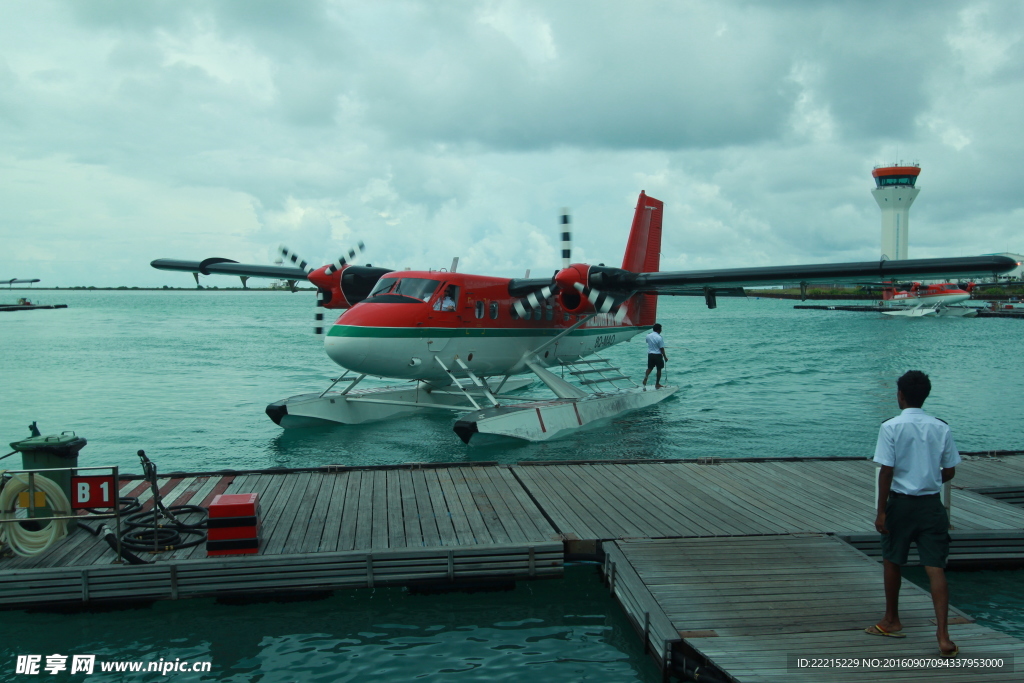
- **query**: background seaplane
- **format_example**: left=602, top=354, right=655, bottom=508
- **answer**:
left=878, top=281, right=979, bottom=317
left=152, top=192, right=1015, bottom=444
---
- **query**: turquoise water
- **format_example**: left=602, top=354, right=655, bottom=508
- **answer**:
left=2, top=290, right=1023, bottom=680
left=1, top=565, right=656, bottom=682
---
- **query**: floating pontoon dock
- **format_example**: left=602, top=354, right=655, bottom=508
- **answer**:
left=3, top=454, right=1024, bottom=681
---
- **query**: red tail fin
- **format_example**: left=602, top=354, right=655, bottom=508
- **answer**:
left=621, top=191, right=663, bottom=326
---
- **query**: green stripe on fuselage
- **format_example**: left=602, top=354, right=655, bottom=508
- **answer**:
left=326, top=325, right=646, bottom=338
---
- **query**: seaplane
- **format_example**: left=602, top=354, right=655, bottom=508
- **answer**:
left=878, top=281, right=979, bottom=317
left=152, top=192, right=1016, bottom=444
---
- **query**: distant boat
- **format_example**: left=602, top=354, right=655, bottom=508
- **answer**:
left=0, top=296, right=67, bottom=312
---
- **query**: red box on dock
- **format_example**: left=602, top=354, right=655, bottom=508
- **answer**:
left=207, top=493, right=261, bottom=556
left=208, top=522, right=261, bottom=541
left=209, top=493, right=260, bottom=518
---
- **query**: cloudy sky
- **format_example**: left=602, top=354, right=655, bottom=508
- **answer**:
left=2, top=1, right=1022, bottom=287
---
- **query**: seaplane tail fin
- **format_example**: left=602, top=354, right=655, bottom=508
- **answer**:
left=621, top=191, right=664, bottom=326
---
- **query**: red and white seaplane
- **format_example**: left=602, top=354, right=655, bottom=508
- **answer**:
left=879, top=281, right=978, bottom=317
left=152, top=192, right=1015, bottom=444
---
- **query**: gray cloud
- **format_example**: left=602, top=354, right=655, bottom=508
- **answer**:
left=1, top=0, right=1021, bottom=287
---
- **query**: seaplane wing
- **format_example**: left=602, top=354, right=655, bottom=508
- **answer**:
left=506, top=254, right=1016, bottom=310
left=150, top=258, right=310, bottom=280
left=576, top=255, right=1016, bottom=296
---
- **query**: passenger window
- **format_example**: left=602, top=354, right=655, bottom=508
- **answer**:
left=532, top=306, right=542, bottom=320
left=510, top=306, right=519, bottom=320
left=545, top=307, right=553, bottom=321
left=490, top=302, right=498, bottom=319
left=475, top=301, right=484, bottom=319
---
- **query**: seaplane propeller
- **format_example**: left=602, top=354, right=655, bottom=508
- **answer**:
left=314, top=242, right=365, bottom=334
left=511, top=208, right=635, bottom=323
left=573, top=282, right=629, bottom=323
left=512, top=209, right=572, bottom=319
left=278, top=243, right=368, bottom=334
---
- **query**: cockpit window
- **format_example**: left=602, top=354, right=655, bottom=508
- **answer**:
left=368, top=277, right=440, bottom=303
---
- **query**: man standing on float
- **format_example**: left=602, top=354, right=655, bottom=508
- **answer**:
left=643, top=324, right=667, bottom=389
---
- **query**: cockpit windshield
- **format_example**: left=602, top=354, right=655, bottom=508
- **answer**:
left=367, top=277, right=440, bottom=303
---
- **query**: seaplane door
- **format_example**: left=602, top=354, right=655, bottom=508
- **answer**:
left=427, top=283, right=461, bottom=353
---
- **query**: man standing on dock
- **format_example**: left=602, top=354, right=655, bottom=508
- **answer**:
left=868, top=370, right=961, bottom=658
left=642, top=323, right=667, bottom=389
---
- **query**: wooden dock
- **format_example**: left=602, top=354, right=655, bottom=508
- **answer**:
left=605, top=535, right=1024, bottom=681
left=0, top=464, right=563, bottom=606
left=3, top=454, right=1023, bottom=680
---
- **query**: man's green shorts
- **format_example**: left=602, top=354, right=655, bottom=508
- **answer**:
left=882, top=493, right=950, bottom=567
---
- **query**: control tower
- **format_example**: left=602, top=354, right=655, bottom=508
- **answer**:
left=872, top=164, right=920, bottom=261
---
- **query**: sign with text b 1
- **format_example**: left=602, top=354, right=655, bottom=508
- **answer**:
left=70, top=475, right=117, bottom=509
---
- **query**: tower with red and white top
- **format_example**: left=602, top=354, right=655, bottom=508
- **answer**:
left=872, top=164, right=920, bottom=261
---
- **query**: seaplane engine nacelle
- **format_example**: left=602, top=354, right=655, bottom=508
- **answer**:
left=308, top=265, right=394, bottom=310
left=553, top=264, right=636, bottom=317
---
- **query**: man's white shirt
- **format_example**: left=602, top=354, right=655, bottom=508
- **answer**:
left=646, top=331, right=664, bottom=355
left=873, top=408, right=961, bottom=495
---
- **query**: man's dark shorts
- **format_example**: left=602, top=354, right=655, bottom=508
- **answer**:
left=882, top=493, right=950, bottom=567
left=647, top=353, right=664, bottom=370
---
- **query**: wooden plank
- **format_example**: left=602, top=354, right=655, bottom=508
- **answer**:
left=398, top=469, right=423, bottom=548
left=422, top=469, right=458, bottom=546
left=473, top=466, right=530, bottom=543
left=540, top=465, right=641, bottom=539
left=197, top=475, right=235, bottom=508
left=168, top=476, right=211, bottom=507
left=410, top=469, right=443, bottom=547
left=458, top=466, right=512, bottom=544
left=324, top=472, right=355, bottom=553
left=724, top=464, right=868, bottom=532
left=298, top=473, right=341, bottom=554
left=120, top=478, right=150, bottom=499
left=697, top=463, right=835, bottom=533
left=495, top=468, right=558, bottom=540
left=370, top=469, right=388, bottom=550
left=21, top=528, right=101, bottom=570
left=255, top=472, right=304, bottom=554
left=265, top=472, right=319, bottom=556
left=386, top=469, right=405, bottom=548
left=573, top=464, right=678, bottom=538
left=337, top=470, right=366, bottom=552
left=643, top=464, right=754, bottom=535
left=630, top=464, right=747, bottom=536
left=435, top=467, right=483, bottom=545
left=609, top=464, right=724, bottom=536
left=708, top=463, right=844, bottom=533
left=487, top=467, right=551, bottom=540
left=513, top=466, right=598, bottom=539
left=445, top=467, right=495, bottom=545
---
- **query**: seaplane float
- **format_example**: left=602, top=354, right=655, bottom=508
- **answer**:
left=152, top=192, right=1016, bottom=444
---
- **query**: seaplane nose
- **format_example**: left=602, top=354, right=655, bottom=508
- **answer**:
left=324, top=332, right=369, bottom=370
